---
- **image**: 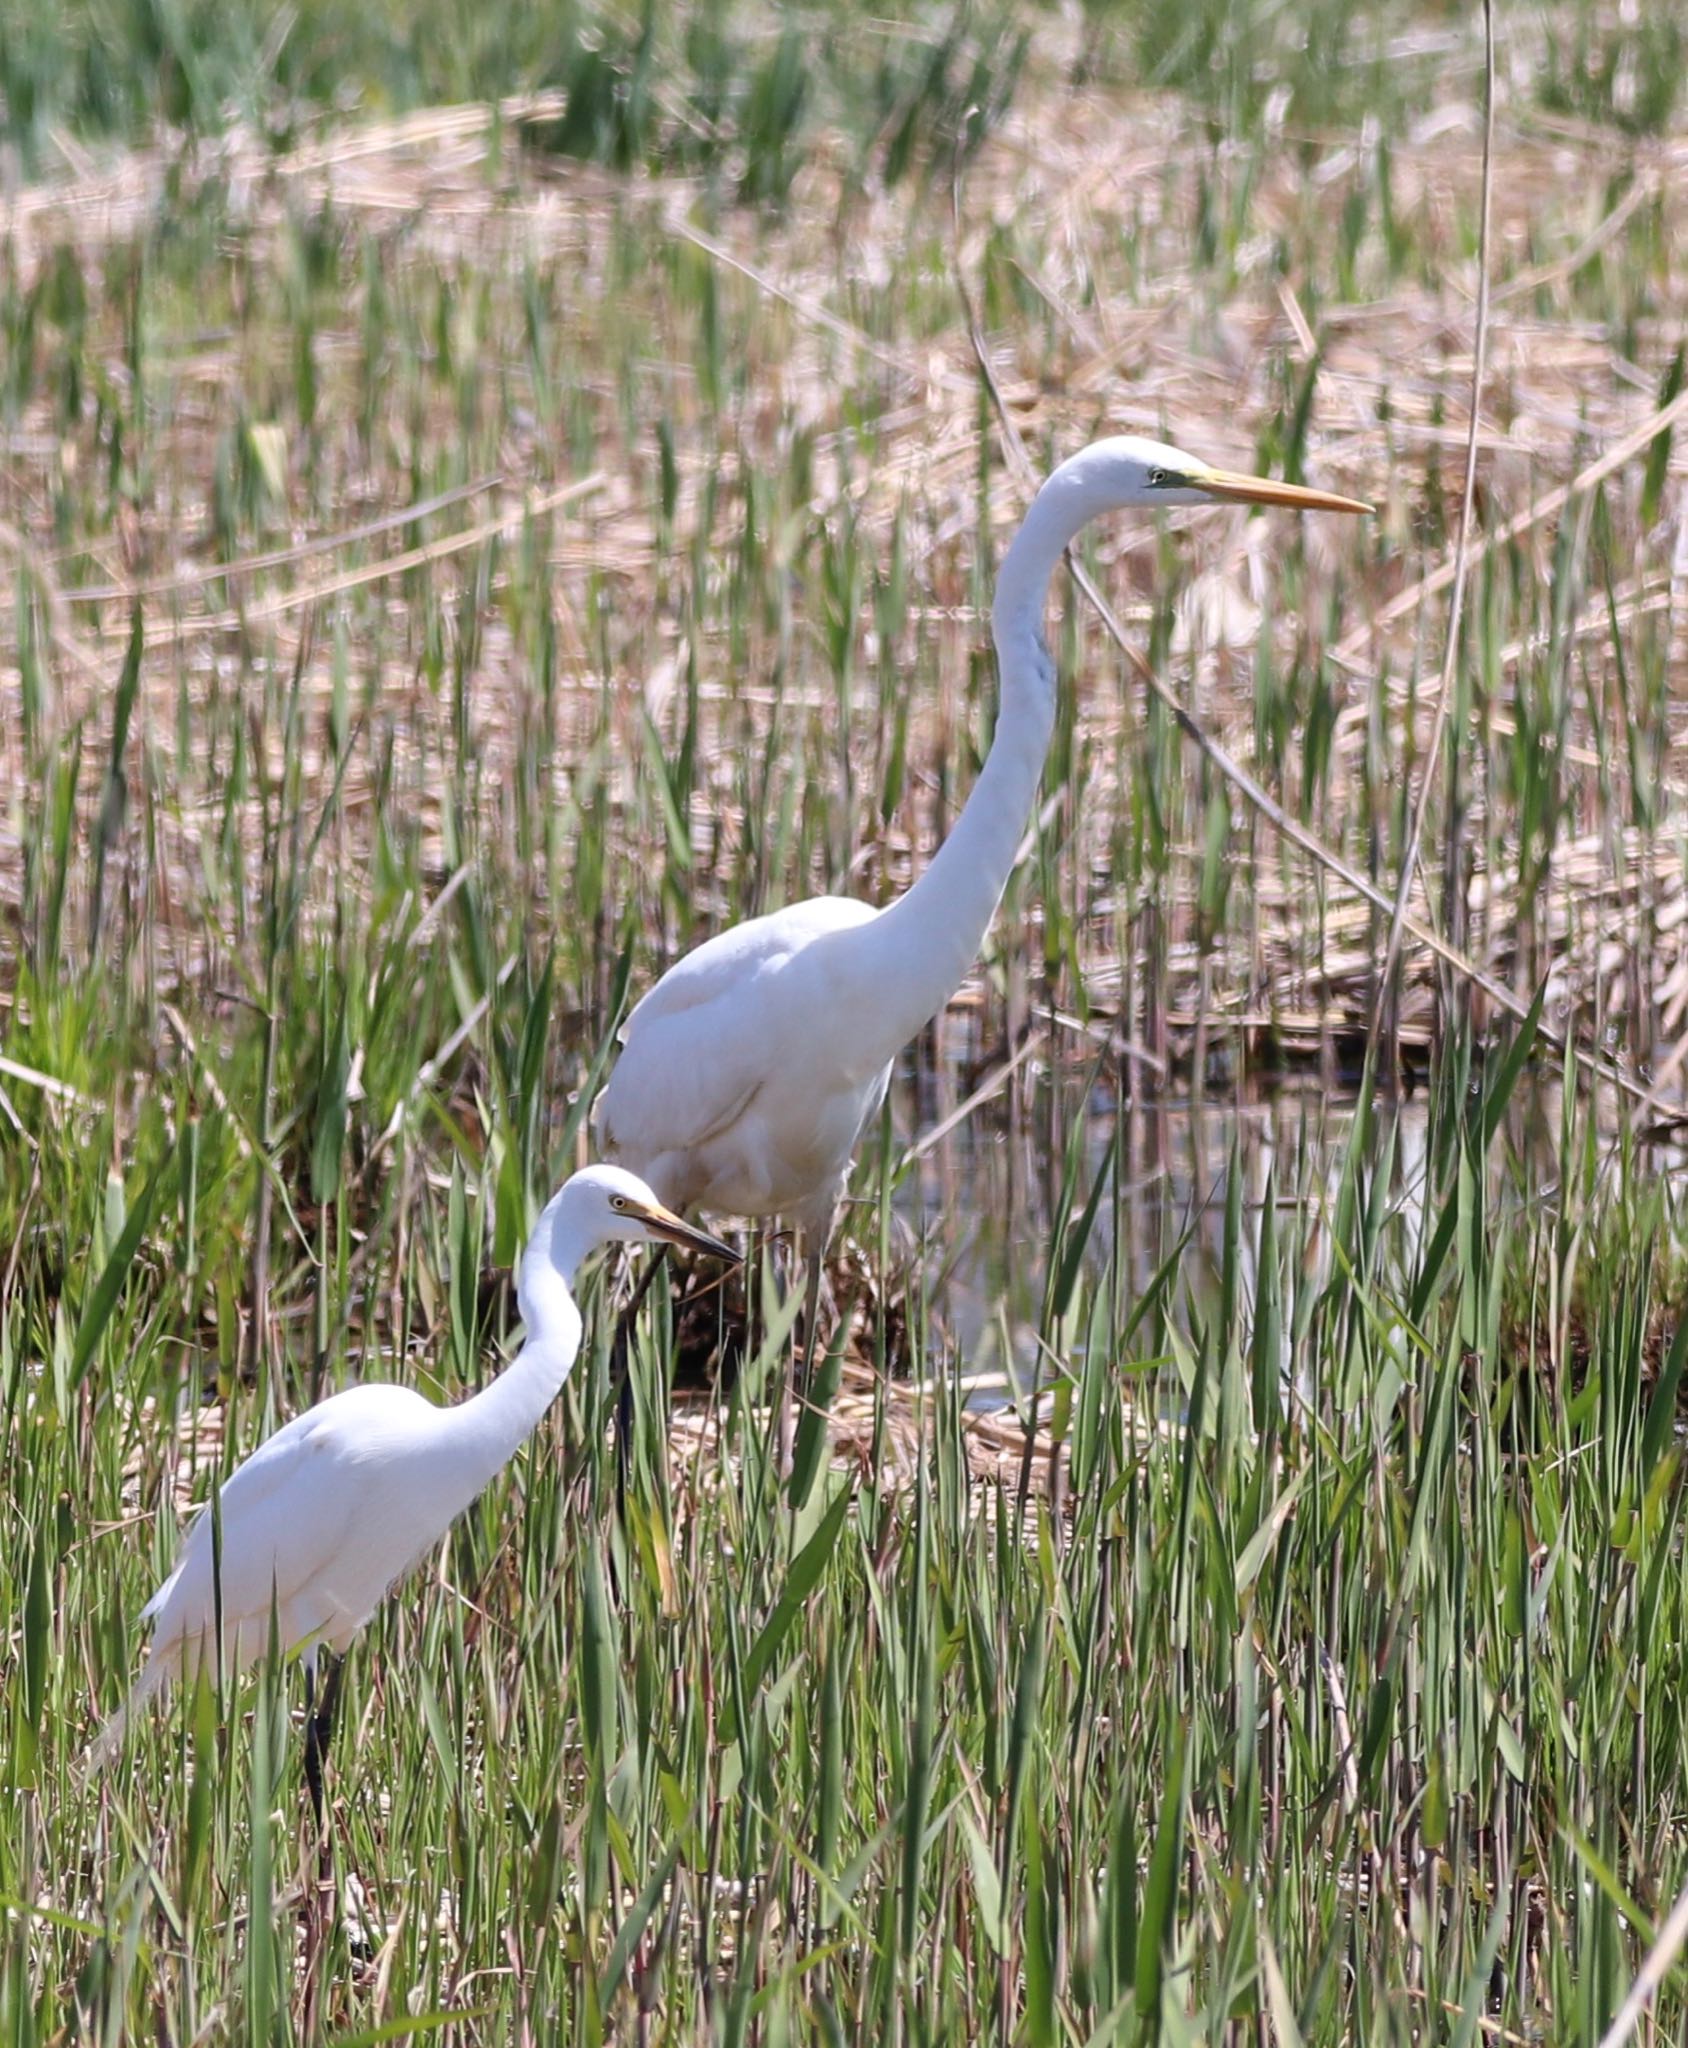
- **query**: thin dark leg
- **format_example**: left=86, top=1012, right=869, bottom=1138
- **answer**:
left=746, top=1224, right=767, bottom=1354
left=303, top=1653, right=320, bottom=1824
left=615, top=1362, right=634, bottom=1519
left=299, top=1648, right=346, bottom=2039
left=775, top=1244, right=825, bottom=1484
left=794, top=1246, right=825, bottom=1399
left=611, top=1247, right=671, bottom=1518
left=303, top=1650, right=344, bottom=1835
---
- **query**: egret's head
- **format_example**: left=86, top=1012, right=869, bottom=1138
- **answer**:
left=552, top=1164, right=740, bottom=1263
left=1072, top=435, right=1372, bottom=515
left=991, top=434, right=1369, bottom=640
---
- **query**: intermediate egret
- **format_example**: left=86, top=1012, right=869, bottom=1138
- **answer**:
left=597, top=437, right=1368, bottom=1374
left=92, top=1165, right=738, bottom=1821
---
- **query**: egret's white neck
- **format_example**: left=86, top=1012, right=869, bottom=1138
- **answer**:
left=844, top=453, right=1126, bottom=1067
left=447, top=1206, right=590, bottom=1497
left=987, top=449, right=1146, bottom=638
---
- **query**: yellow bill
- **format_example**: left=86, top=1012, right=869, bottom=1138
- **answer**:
left=632, top=1201, right=741, bottom=1262
left=1195, top=465, right=1372, bottom=516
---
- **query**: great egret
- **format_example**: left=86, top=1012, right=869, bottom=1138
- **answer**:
left=92, top=1165, right=738, bottom=1821
left=597, top=437, right=1368, bottom=1372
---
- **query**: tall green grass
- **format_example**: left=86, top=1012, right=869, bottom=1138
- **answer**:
left=0, top=0, right=1026, bottom=195
left=10, top=987, right=1688, bottom=2040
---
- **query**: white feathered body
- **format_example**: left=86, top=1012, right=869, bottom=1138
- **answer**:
left=91, top=1168, right=649, bottom=1760
left=597, top=894, right=893, bottom=1237
left=138, top=1382, right=483, bottom=1683
left=592, top=444, right=1145, bottom=1242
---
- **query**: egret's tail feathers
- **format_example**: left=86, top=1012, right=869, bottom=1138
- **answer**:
left=85, top=1656, right=170, bottom=1772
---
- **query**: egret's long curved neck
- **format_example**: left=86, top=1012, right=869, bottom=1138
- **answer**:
left=445, top=1209, right=588, bottom=1502
left=848, top=453, right=1128, bottom=1065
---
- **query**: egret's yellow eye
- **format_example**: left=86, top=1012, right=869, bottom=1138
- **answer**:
left=610, top=1195, right=630, bottom=1212
left=1147, top=466, right=1170, bottom=487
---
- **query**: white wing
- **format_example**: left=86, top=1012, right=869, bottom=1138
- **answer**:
left=597, top=895, right=876, bottom=1173
left=142, top=1383, right=434, bottom=1655
left=617, top=896, right=875, bottom=1035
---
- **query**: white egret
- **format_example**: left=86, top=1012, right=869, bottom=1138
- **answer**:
left=597, top=437, right=1368, bottom=1371
left=92, top=1165, right=738, bottom=1820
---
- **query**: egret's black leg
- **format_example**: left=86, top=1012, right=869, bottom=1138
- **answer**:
left=303, top=1651, right=344, bottom=1835
left=303, top=1653, right=322, bottom=1829
left=299, top=1649, right=346, bottom=2038
left=610, top=1247, right=670, bottom=1519
left=770, top=1240, right=823, bottom=1483
left=794, top=1246, right=826, bottom=1399
left=615, top=1360, right=635, bottom=1518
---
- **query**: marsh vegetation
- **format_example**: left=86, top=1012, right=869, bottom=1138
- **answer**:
left=2, top=0, right=1687, bottom=2038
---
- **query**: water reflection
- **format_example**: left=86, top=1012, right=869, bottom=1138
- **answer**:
left=893, top=1062, right=1438, bottom=1403
left=893, top=1042, right=1678, bottom=1412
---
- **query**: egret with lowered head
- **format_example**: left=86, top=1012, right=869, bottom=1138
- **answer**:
left=597, top=436, right=1369, bottom=1370
left=92, top=1165, right=738, bottom=1822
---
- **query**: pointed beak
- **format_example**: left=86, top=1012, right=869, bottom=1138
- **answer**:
left=635, top=1202, right=741, bottom=1263
left=1196, top=466, right=1371, bottom=516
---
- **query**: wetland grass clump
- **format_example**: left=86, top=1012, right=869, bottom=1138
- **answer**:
left=4, top=0, right=1688, bottom=2038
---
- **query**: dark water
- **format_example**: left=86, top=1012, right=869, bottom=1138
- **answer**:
left=894, top=1067, right=1438, bottom=1403
left=895, top=1044, right=1681, bottom=1407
